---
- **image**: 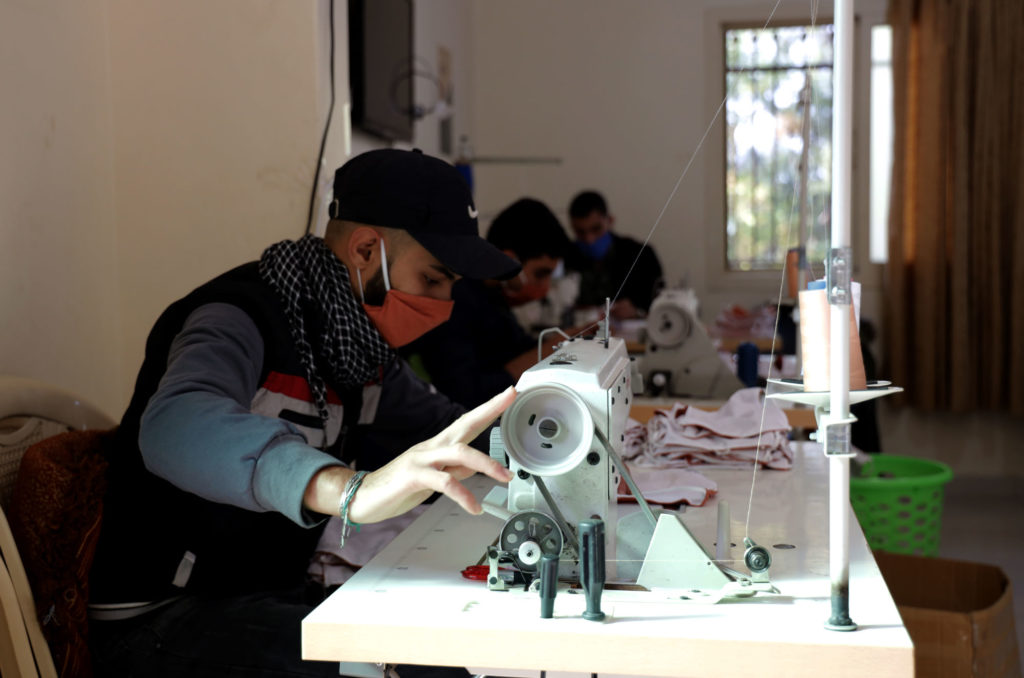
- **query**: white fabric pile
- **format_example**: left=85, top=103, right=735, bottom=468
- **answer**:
left=623, top=387, right=793, bottom=470
left=617, top=466, right=718, bottom=507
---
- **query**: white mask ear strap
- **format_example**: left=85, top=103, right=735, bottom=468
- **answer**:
left=379, top=238, right=391, bottom=292
left=356, top=267, right=366, bottom=304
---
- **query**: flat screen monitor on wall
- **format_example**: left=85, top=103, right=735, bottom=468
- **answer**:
left=348, top=0, right=413, bottom=142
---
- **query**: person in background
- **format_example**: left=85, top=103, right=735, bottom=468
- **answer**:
left=87, top=149, right=520, bottom=677
left=405, top=198, right=573, bottom=409
left=568, top=190, right=663, bottom=319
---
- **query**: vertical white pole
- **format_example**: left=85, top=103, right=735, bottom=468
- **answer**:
left=826, top=0, right=857, bottom=632
left=831, top=5, right=854, bottom=403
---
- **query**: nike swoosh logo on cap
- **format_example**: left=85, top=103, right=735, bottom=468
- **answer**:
left=468, top=205, right=479, bottom=219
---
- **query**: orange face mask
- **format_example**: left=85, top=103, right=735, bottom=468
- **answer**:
left=503, top=271, right=549, bottom=307
left=358, top=239, right=454, bottom=347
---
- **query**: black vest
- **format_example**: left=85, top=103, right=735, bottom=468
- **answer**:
left=90, top=263, right=363, bottom=603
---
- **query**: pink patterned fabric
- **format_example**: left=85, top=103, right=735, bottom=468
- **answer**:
left=624, top=388, right=793, bottom=470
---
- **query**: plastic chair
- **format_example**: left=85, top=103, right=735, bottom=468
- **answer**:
left=0, top=376, right=115, bottom=678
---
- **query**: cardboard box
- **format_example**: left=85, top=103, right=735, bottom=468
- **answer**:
left=874, top=551, right=1021, bottom=678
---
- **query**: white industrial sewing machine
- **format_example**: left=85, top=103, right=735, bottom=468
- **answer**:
left=642, top=288, right=743, bottom=400
left=480, top=319, right=777, bottom=602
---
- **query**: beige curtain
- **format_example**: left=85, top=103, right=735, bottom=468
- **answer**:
left=886, top=0, right=1024, bottom=414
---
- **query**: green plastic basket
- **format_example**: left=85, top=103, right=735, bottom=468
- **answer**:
left=850, top=454, right=954, bottom=557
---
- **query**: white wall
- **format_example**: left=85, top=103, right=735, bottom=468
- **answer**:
left=471, top=1, right=699, bottom=233
left=2, top=0, right=477, bottom=419
left=1, top=0, right=123, bottom=415
left=412, top=0, right=476, bottom=160
left=106, top=0, right=334, bottom=407
left=2, top=0, right=338, bottom=418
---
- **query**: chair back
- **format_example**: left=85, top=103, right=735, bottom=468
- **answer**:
left=0, top=376, right=116, bottom=678
left=8, top=430, right=112, bottom=678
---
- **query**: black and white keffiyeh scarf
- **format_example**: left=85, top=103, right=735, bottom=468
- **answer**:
left=259, top=235, right=393, bottom=434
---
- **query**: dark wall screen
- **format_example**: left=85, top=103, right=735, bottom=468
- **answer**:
left=349, top=0, right=413, bottom=142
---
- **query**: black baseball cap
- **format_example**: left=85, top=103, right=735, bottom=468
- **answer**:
left=328, top=149, right=521, bottom=280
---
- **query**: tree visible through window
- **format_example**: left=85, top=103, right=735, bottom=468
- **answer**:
left=725, top=24, right=834, bottom=272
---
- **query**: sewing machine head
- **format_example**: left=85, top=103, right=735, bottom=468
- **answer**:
left=484, top=331, right=776, bottom=596
left=643, top=288, right=742, bottom=400
left=488, top=335, right=637, bottom=580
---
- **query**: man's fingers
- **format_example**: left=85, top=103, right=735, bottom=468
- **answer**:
left=421, top=468, right=482, bottom=515
left=447, top=465, right=477, bottom=482
left=438, top=386, right=517, bottom=445
left=426, top=444, right=513, bottom=483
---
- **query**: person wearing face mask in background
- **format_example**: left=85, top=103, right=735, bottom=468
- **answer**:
left=88, top=149, right=521, bottom=677
left=404, top=198, right=574, bottom=409
left=567, top=190, right=663, bottom=320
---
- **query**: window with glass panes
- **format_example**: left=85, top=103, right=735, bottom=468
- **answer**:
left=725, top=24, right=834, bottom=271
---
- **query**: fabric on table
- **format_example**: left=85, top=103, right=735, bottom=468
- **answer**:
left=624, top=388, right=793, bottom=470
left=624, top=416, right=647, bottom=455
left=617, top=465, right=717, bottom=507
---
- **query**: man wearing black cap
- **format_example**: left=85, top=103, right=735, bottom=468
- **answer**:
left=88, top=149, right=520, bottom=676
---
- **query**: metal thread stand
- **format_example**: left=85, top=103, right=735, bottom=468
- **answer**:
left=768, top=0, right=897, bottom=632
left=826, top=0, right=856, bottom=631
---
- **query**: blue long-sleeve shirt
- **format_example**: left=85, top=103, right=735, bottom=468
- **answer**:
left=141, top=301, right=471, bottom=526
left=91, top=275, right=474, bottom=604
left=141, top=302, right=337, bottom=526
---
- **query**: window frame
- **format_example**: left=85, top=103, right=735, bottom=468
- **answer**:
left=722, top=20, right=836, bottom=274
left=702, top=2, right=885, bottom=296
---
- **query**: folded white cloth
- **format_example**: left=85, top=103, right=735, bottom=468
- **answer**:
left=624, top=388, right=793, bottom=470
left=617, top=465, right=718, bottom=506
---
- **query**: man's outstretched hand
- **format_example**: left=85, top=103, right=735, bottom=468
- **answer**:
left=304, top=386, right=516, bottom=525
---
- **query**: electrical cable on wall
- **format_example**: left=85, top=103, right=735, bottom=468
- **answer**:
left=305, top=0, right=336, bottom=236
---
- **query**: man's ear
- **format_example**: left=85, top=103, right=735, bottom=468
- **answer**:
left=501, top=248, right=520, bottom=263
left=348, top=226, right=381, bottom=268
left=607, top=214, right=616, bottom=231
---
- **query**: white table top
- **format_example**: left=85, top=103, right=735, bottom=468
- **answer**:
left=302, top=443, right=913, bottom=678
